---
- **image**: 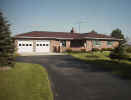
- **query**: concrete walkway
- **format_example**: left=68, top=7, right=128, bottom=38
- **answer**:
left=18, top=52, right=65, bottom=56
left=16, top=55, right=131, bottom=100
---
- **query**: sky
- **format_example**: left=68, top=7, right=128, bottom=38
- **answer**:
left=0, top=0, right=131, bottom=40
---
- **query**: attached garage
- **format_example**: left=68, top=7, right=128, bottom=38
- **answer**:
left=17, top=40, right=50, bottom=53
left=35, top=40, right=50, bottom=52
left=17, top=40, right=33, bottom=53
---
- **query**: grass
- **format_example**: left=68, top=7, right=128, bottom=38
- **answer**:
left=0, top=63, right=53, bottom=100
left=69, top=51, right=131, bottom=78
left=128, top=53, right=131, bottom=58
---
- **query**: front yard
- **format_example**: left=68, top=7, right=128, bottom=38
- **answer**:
left=69, top=52, right=131, bottom=78
left=0, top=63, right=53, bottom=100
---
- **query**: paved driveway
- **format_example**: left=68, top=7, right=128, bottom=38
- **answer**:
left=16, top=55, right=131, bottom=100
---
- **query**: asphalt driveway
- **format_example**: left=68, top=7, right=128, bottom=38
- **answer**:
left=16, top=55, right=131, bottom=100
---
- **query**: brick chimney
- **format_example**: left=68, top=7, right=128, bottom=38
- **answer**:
left=70, top=27, right=75, bottom=33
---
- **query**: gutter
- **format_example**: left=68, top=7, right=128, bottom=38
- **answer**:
left=14, top=36, right=74, bottom=40
left=84, top=37, right=123, bottom=41
left=14, top=36, right=122, bottom=41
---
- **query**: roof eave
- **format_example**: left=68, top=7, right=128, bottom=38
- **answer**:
left=84, top=37, right=123, bottom=41
left=14, top=36, right=123, bottom=41
left=14, top=36, right=73, bottom=40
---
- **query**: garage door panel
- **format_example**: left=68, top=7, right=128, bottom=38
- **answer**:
left=17, top=40, right=33, bottom=53
left=36, top=40, right=50, bottom=52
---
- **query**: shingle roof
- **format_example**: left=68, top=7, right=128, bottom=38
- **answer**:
left=14, top=31, right=120, bottom=40
left=15, top=31, right=81, bottom=39
left=82, top=32, right=112, bottom=38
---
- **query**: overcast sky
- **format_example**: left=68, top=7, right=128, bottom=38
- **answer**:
left=0, top=0, right=131, bottom=40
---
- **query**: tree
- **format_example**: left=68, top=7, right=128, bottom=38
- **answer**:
left=0, top=11, right=15, bottom=67
left=90, top=30, right=97, bottom=33
left=111, top=28, right=124, bottom=39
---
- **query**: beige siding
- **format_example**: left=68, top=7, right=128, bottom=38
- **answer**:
left=86, top=40, right=93, bottom=51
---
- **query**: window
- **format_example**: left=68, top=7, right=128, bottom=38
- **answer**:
left=43, top=44, right=45, bottom=46
left=40, top=44, right=42, bottom=46
left=19, top=44, right=21, bottom=46
left=30, top=44, right=32, bottom=46
left=22, top=44, right=25, bottom=46
left=26, top=44, right=28, bottom=46
left=70, top=40, right=84, bottom=47
left=93, top=40, right=101, bottom=46
left=61, top=40, right=66, bottom=47
left=107, top=41, right=113, bottom=45
left=37, top=44, right=39, bottom=46
left=46, top=44, right=48, bottom=46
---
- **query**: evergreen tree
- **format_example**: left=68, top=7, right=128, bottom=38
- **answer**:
left=109, top=41, right=127, bottom=61
left=0, top=11, right=15, bottom=67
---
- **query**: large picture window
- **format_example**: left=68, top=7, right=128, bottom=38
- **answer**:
left=93, top=40, right=101, bottom=46
left=70, top=40, right=84, bottom=47
left=107, top=41, right=113, bottom=45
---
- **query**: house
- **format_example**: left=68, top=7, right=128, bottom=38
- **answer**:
left=14, top=29, right=121, bottom=53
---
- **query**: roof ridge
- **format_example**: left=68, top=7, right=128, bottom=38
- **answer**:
left=15, top=31, right=81, bottom=37
left=31, top=31, right=80, bottom=34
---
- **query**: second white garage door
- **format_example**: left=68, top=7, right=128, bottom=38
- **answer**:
left=36, top=40, right=50, bottom=52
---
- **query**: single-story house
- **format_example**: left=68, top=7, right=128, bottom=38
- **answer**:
left=14, top=29, right=121, bottom=53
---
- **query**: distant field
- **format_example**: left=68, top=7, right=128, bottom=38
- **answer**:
left=70, top=52, right=131, bottom=78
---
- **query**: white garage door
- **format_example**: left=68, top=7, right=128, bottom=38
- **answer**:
left=36, top=40, right=50, bottom=52
left=17, top=40, right=33, bottom=53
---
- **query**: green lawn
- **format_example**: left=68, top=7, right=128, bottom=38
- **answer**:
left=69, top=52, right=131, bottom=78
left=0, top=63, right=53, bottom=100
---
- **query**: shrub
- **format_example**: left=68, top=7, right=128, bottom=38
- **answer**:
left=101, top=48, right=113, bottom=51
left=80, top=48, right=86, bottom=52
left=66, top=48, right=72, bottom=53
left=92, top=48, right=100, bottom=52
left=110, top=52, right=129, bottom=60
left=126, top=46, right=131, bottom=53
left=109, top=42, right=127, bottom=60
